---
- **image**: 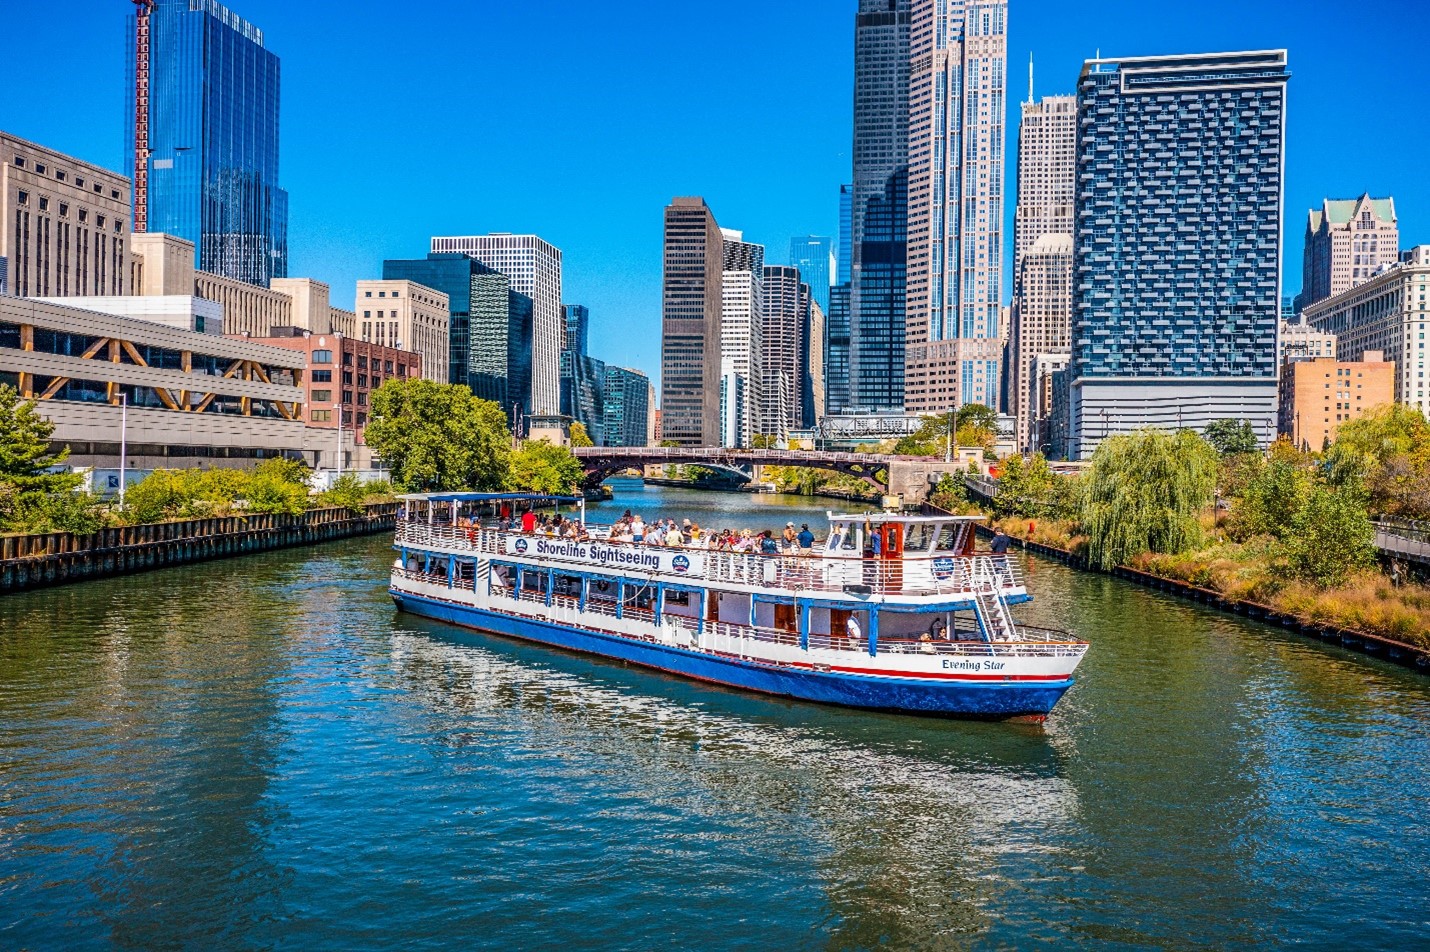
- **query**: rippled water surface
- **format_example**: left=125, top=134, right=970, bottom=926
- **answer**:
left=2, top=482, right=1428, bottom=950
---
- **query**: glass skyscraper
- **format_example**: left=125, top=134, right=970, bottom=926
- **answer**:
left=127, top=0, right=287, bottom=287
left=383, top=253, right=482, bottom=387
left=837, top=184, right=853, bottom=286
left=604, top=366, right=652, bottom=448
left=849, top=0, right=910, bottom=412
left=560, top=304, right=606, bottom=444
left=789, top=236, right=834, bottom=314
left=1067, top=51, right=1289, bottom=458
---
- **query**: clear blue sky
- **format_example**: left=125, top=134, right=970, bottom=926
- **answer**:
left=4, top=0, right=1427, bottom=385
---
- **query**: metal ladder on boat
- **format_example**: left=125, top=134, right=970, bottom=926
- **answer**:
left=970, top=559, right=1016, bottom=643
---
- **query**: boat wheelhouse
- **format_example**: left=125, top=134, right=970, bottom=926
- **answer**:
left=388, top=492, right=1088, bottom=720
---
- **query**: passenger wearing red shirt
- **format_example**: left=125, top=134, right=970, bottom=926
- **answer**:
left=521, top=510, right=537, bottom=533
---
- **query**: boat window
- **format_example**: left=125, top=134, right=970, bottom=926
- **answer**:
left=936, top=525, right=962, bottom=551
left=905, top=522, right=935, bottom=552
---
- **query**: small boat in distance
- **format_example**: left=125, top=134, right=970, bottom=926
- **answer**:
left=388, top=492, right=1088, bottom=722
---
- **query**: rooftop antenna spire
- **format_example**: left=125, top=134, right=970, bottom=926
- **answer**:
left=1028, top=52, right=1034, bottom=104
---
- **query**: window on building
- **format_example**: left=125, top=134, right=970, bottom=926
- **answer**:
left=363, top=310, right=371, bottom=318
left=342, top=390, right=353, bottom=404
left=16, top=190, right=27, bottom=205
left=342, top=371, right=353, bottom=385
left=75, top=176, right=83, bottom=188
left=310, top=409, right=332, bottom=422
left=55, top=170, right=66, bottom=183
left=384, top=361, right=393, bottom=374
left=58, top=203, right=68, bottom=217
left=34, top=163, right=45, bottom=174
left=12, top=156, right=24, bottom=168
left=313, top=349, right=332, bottom=363
left=364, top=291, right=372, bottom=297
left=38, top=197, right=48, bottom=211
left=358, top=356, right=368, bottom=369
left=357, top=374, right=368, bottom=388
left=311, top=369, right=332, bottom=382
left=343, top=352, right=353, bottom=366
left=312, top=390, right=332, bottom=402
left=357, top=392, right=368, bottom=406
left=357, top=413, right=367, bottom=427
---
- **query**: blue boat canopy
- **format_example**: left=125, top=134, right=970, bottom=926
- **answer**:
left=396, top=491, right=581, bottom=504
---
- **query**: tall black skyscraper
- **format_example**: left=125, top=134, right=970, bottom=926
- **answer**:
left=849, top=0, right=910, bottom=412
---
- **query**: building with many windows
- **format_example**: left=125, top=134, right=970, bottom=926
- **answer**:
left=560, top=304, right=606, bottom=444
left=127, top=0, right=287, bottom=287
left=1278, top=353, right=1394, bottom=451
left=1066, top=51, right=1289, bottom=458
left=468, top=264, right=533, bottom=427
left=382, top=252, right=488, bottom=388
left=1304, top=246, right=1430, bottom=421
left=1278, top=319, right=1337, bottom=367
left=904, top=0, right=1009, bottom=415
left=1008, top=233, right=1072, bottom=451
left=719, top=230, right=764, bottom=448
left=761, top=265, right=808, bottom=441
left=660, top=198, right=723, bottom=446
left=789, top=236, right=834, bottom=314
left=355, top=280, right=449, bottom=383
left=1298, top=195, right=1398, bottom=310
left=429, top=233, right=561, bottom=416
left=604, top=365, right=652, bottom=448
left=2, top=132, right=132, bottom=298
left=0, top=295, right=305, bottom=473
left=850, top=0, right=910, bottom=412
left=825, top=283, right=851, bottom=416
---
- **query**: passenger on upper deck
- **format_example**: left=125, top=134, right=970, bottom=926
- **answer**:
left=989, top=528, right=1011, bottom=554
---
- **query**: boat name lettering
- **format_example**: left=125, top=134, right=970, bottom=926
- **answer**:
left=509, top=537, right=665, bottom=570
left=942, top=659, right=1006, bottom=671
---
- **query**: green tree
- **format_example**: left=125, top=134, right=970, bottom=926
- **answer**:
left=365, top=379, right=512, bottom=492
left=569, top=422, right=594, bottom=447
left=750, top=434, right=777, bottom=449
left=242, top=458, right=313, bottom=515
left=1233, top=456, right=1314, bottom=540
left=956, top=403, right=999, bottom=433
left=1081, top=428, right=1219, bottom=570
left=0, top=384, right=80, bottom=494
left=1203, top=418, right=1259, bottom=456
left=1324, top=404, right=1430, bottom=517
left=992, top=453, right=1076, bottom=520
left=1281, top=482, right=1375, bottom=587
left=508, top=439, right=584, bottom=495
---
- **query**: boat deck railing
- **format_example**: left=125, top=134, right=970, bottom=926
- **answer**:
left=392, top=567, right=1083, bottom=656
left=394, top=520, right=1023, bottom=598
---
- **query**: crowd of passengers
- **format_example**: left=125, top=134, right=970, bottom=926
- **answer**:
left=451, top=505, right=1015, bottom=557
left=483, top=508, right=821, bottom=553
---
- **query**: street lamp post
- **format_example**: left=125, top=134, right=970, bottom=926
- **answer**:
left=118, top=391, right=128, bottom=509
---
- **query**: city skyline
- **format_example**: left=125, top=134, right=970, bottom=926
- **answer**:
left=4, top=0, right=1429, bottom=391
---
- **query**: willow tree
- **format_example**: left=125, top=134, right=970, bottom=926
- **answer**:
left=1080, top=428, right=1219, bottom=571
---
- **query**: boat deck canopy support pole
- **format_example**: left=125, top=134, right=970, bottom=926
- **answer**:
left=798, top=601, right=810, bottom=651
left=868, top=609, right=879, bottom=657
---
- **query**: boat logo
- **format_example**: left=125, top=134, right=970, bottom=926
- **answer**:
left=672, top=555, right=691, bottom=573
left=933, top=557, right=955, bottom=579
left=514, top=538, right=529, bottom=554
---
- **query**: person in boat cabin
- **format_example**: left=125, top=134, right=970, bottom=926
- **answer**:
left=846, top=613, right=862, bottom=648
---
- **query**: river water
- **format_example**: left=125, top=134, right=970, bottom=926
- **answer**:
left=2, top=480, right=1427, bottom=950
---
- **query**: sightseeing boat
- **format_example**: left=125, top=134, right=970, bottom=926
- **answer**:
left=388, top=493, right=1088, bottom=721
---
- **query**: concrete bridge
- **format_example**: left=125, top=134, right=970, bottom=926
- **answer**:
left=572, top=446, right=969, bottom=503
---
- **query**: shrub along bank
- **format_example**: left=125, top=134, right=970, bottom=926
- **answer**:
left=961, top=416, right=1430, bottom=651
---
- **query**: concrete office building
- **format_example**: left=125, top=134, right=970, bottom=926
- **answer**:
left=1305, top=246, right=1430, bottom=420
left=356, top=280, right=449, bottom=383
left=129, top=231, right=351, bottom=338
left=850, top=0, right=911, bottom=412
left=1279, top=319, right=1337, bottom=367
left=1, top=132, right=132, bottom=298
left=904, top=0, right=1008, bottom=414
left=660, top=198, right=723, bottom=446
left=1007, top=93, right=1075, bottom=431
left=1007, top=233, right=1073, bottom=451
left=804, top=297, right=826, bottom=429
left=761, top=265, right=808, bottom=441
left=720, top=229, right=764, bottom=448
left=1278, top=353, right=1394, bottom=451
left=127, top=0, right=287, bottom=287
left=429, top=233, right=561, bottom=416
left=1066, top=51, right=1289, bottom=458
left=0, top=295, right=305, bottom=472
left=604, top=365, right=652, bottom=448
left=1299, top=195, right=1399, bottom=310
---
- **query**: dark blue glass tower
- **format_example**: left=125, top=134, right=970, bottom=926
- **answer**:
left=603, top=366, right=651, bottom=448
left=383, top=253, right=481, bottom=387
left=560, top=304, right=606, bottom=444
left=127, top=0, right=287, bottom=287
left=1067, top=51, right=1288, bottom=457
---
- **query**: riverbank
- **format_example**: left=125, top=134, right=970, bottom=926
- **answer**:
left=974, top=521, right=1430, bottom=671
left=636, top=476, right=880, bottom=505
left=0, top=502, right=399, bottom=595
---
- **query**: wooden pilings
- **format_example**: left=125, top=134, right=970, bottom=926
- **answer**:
left=0, top=503, right=400, bottom=595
